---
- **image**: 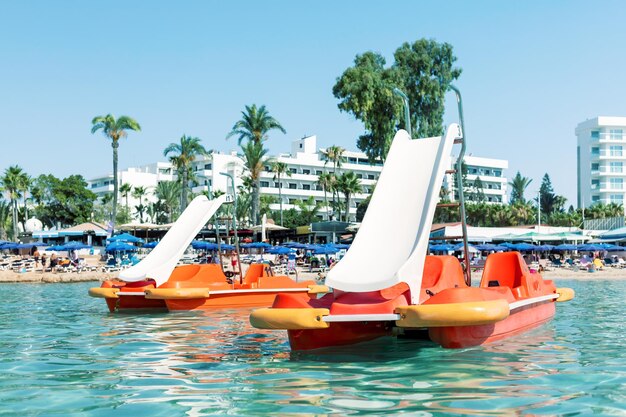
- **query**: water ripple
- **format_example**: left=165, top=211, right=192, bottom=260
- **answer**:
left=0, top=280, right=624, bottom=416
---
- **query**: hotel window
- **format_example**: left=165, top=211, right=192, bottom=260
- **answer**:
left=610, top=162, right=623, bottom=173
left=274, top=182, right=280, bottom=188
left=591, top=147, right=600, bottom=155
left=289, top=183, right=297, bottom=189
left=289, top=199, right=297, bottom=204
left=356, top=173, right=363, bottom=179
left=610, top=146, right=623, bottom=157
left=260, top=181, right=270, bottom=188
left=610, top=178, right=624, bottom=190
left=204, top=163, right=212, bottom=170
left=592, top=195, right=600, bottom=202
left=367, top=174, right=375, bottom=180
left=302, top=184, right=311, bottom=190
left=610, top=129, right=623, bottom=140
left=610, top=194, right=624, bottom=204
left=316, top=185, right=323, bottom=191
left=316, top=170, right=322, bottom=175
left=289, top=168, right=297, bottom=174
left=302, top=169, right=310, bottom=175
left=494, top=170, right=501, bottom=177
left=591, top=130, right=599, bottom=139
left=591, top=163, right=599, bottom=171
left=592, top=179, right=599, bottom=189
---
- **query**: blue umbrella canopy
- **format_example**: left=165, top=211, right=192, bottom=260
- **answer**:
left=266, top=246, right=295, bottom=255
left=510, top=243, right=537, bottom=251
left=241, top=242, right=272, bottom=249
left=535, top=244, right=555, bottom=252
left=143, top=241, right=159, bottom=248
left=311, top=245, right=339, bottom=254
left=282, top=241, right=309, bottom=248
left=16, top=241, right=47, bottom=249
left=108, top=233, right=144, bottom=243
left=191, top=241, right=234, bottom=251
left=331, top=243, right=351, bottom=249
left=105, top=241, right=138, bottom=252
left=429, top=243, right=454, bottom=252
left=475, top=243, right=509, bottom=252
left=554, top=243, right=578, bottom=251
left=45, top=245, right=66, bottom=251
left=0, top=242, right=19, bottom=250
left=577, top=244, right=604, bottom=251
left=60, top=241, right=92, bottom=250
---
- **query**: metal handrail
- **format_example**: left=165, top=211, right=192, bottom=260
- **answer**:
left=393, top=87, right=412, bottom=137
left=449, top=84, right=471, bottom=287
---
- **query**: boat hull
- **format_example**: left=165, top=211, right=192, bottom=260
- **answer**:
left=428, top=299, right=555, bottom=348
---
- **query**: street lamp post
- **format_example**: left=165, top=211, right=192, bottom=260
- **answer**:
left=220, top=172, right=242, bottom=280
left=206, top=182, right=223, bottom=270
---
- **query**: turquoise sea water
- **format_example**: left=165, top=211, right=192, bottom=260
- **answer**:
left=0, top=280, right=624, bottom=416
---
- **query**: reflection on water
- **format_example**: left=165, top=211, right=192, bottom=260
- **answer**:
left=0, top=280, right=624, bottom=416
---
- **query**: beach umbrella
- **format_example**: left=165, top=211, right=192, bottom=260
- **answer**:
left=60, top=241, right=92, bottom=250
left=241, top=242, right=272, bottom=249
left=577, top=244, right=603, bottom=251
left=105, top=241, right=138, bottom=253
left=0, top=242, right=19, bottom=250
left=451, top=242, right=479, bottom=253
left=605, top=244, right=626, bottom=251
left=554, top=243, right=577, bottom=251
left=429, top=243, right=454, bottom=252
left=311, top=245, right=339, bottom=255
left=266, top=246, right=295, bottom=255
left=282, top=242, right=309, bottom=249
left=108, top=232, right=144, bottom=243
left=510, top=243, right=537, bottom=251
left=143, top=241, right=159, bottom=248
left=45, top=245, right=66, bottom=251
left=330, top=243, right=351, bottom=249
left=475, top=243, right=509, bottom=252
left=535, top=244, right=555, bottom=252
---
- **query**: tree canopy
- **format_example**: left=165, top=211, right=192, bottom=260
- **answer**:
left=333, top=39, right=462, bottom=161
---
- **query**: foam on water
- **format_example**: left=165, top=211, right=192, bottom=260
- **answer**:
left=0, top=280, right=624, bottom=416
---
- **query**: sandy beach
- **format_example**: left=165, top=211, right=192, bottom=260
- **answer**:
left=1, top=264, right=625, bottom=284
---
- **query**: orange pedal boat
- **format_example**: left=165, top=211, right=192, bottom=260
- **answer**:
left=90, top=263, right=321, bottom=312
left=89, top=195, right=321, bottom=312
left=251, top=252, right=574, bottom=350
left=251, top=103, right=574, bottom=351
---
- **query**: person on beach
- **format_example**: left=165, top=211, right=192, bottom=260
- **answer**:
left=41, top=253, right=47, bottom=271
left=32, top=247, right=40, bottom=267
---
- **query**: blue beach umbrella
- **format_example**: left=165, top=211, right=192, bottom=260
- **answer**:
left=577, top=244, right=603, bottom=251
left=554, top=243, right=578, bottom=251
left=0, top=242, right=19, bottom=250
left=143, top=241, right=159, bottom=248
left=266, top=246, right=295, bottom=255
left=108, top=233, right=144, bottom=243
left=311, top=245, right=339, bottom=255
left=45, top=245, right=66, bottom=251
left=241, top=242, right=272, bottom=249
left=105, top=241, right=138, bottom=253
left=60, top=241, right=92, bottom=250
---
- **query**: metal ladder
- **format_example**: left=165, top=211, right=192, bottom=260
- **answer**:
left=394, top=85, right=471, bottom=286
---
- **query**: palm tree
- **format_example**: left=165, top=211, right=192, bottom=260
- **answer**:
left=240, top=141, right=269, bottom=225
left=316, top=172, right=333, bottom=220
left=164, top=135, right=208, bottom=212
left=154, top=181, right=181, bottom=222
left=0, top=165, right=28, bottom=240
left=227, top=104, right=286, bottom=224
left=18, top=174, right=32, bottom=225
left=0, top=200, right=10, bottom=240
left=270, top=161, right=291, bottom=226
left=132, top=186, right=148, bottom=222
left=509, top=171, right=533, bottom=204
left=227, top=104, right=286, bottom=145
left=323, top=145, right=345, bottom=218
left=120, top=183, right=133, bottom=212
left=335, top=171, right=362, bottom=222
left=91, top=114, right=141, bottom=228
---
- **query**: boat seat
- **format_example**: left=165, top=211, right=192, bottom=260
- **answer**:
left=480, top=252, right=526, bottom=289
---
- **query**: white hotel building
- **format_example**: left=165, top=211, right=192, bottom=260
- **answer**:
left=576, top=116, right=626, bottom=208
left=88, top=135, right=509, bottom=222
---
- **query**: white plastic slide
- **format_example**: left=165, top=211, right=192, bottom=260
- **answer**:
left=325, top=124, right=459, bottom=303
left=119, top=194, right=228, bottom=287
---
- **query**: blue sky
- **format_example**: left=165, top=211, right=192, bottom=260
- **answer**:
left=1, top=0, right=625, bottom=205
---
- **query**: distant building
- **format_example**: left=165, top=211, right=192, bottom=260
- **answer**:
left=576, top=116, right=626, bottom=209
left=88, top=162, right=175, bottom=208
left=444, top=155, right=509, bottom=204
left=89, top=134, right=509, bottom=223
